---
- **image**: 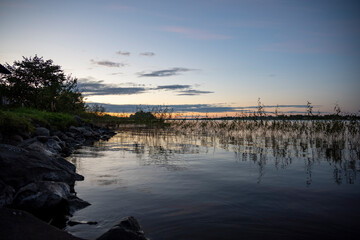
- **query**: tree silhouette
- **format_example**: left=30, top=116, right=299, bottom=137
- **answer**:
left=1, top=56, right=84, bottom=113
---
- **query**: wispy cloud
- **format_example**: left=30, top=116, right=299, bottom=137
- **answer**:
left=78, top=78, right=145, bottom=96
left=177, top=90, right=214, bottom=96
left=78, top=78, right=211, bottom=97
left=90, top=59, right=126, bottom=68
left=140, top=52, right=155, bottom=57
left=156, top=85, right=191, bottom=90
left=138, top=67, right=195, bottom=77
left=162, top=26, right=231, bottom=40
left=116, top=51, right=130, bottom=56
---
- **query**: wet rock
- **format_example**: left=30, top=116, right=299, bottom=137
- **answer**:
left=37, top=135, right=49, bottom=143
left=13, top=181, right=72, bottom=210
left=46, top=138, right=62, bottom=153
left=0, top=144, right=83, bottom=190
left=34, top=127, right=50, bottom=137
left=10, top=134, right=23, bottom=144
left=67, top=197, right=91, bottom=214
left=0, top=180, right=15, bottom=207
left=67, top=220, right=98, bottom=226
left=97, top=216, right=148, bottom=240
left=26, top=141, right=55, bottom=157
left=13, top=181, right=90, bottom=218
left=0, top=208, right=85, bottom=240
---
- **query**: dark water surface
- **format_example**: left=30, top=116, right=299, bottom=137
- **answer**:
left=66, top=128, right=360, bottom=240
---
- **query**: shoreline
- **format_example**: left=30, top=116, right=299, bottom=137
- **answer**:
left=0, top=116, right=148, bottom=239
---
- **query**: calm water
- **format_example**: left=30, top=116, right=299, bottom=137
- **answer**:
left=66, top=127, right=360, bottom=240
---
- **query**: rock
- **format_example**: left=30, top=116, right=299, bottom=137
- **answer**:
left=97, top=216, right=148, bottom=240
left=0, top=180, right=15, bottom=207
left=0, top=144, right=83, bottom=190
left=10, top=134, right=23, bottom=144
left=67, top=220, right=98, bottom=226
left=13, top=181, right=90, bottom=220
left=46, top=138, right=62, bottom=153
left=0, top=208, right=85, bottom=240
left=13, top=181, right=72, bottom=211
left=34, top=127, right=50, bottom=137
left=67, top=197, right=91, bottom=214
left=37, top=135, right=49, bottom=143
left=26, top=141, right=55, bottom=157
left=74, top=115, right=85, bottom=125
left=18, top=137, right=38, bottom=148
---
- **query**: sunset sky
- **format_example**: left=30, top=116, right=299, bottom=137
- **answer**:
left=1, top=0, right=359, bottom=116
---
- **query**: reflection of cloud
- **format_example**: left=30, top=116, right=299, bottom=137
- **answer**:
left=138, top=68, right=194, bottom=77
left=156, top=85, right=191, bottom=90
left=162, top=26, right=231, bottom=40
left=90, top=59, right=125, bottom=68
left=140, top=52, right=155, bottom=57
left=78, top=78, right=145, bottom=96
left=86, top=103, right=311, bottom=113
left=177, top=90, right=214, bottom=96
left=116, top=51, right=130, bottom=56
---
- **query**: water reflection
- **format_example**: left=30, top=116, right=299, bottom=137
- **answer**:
left=73, top=127, right=359, bottom=186
left=67, top=125, right=360, bottom=240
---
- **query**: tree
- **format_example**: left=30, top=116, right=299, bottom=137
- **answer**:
left=1, top=56, right=85, bottom=113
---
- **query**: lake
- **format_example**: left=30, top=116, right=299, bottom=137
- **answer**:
left=65, top=123, right=360, bottom=240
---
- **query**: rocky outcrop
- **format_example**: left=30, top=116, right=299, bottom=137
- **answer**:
left=0, top=117, right=116, bottom=226
left=97, top=216, right=148, bottom=240
left=0, top=116, right=151, bottom=240
left=0, top=207, right=85, bottom=240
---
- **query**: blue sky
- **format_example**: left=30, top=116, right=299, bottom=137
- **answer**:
left=1, top=0, right=359, bottom=115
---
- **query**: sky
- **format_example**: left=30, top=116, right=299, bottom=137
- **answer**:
left=1, top=0, right=359, bottom=116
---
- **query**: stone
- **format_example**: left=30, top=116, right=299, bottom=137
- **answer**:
left=96, top=216, right=148, bottom=240
left=13, top=181, right=72, bottom=211
left=46, top=138, right=62, bottom=153
left=26, top=141, right=55, bottom=157
left=0, top=144, right=83, bottom=190
left=0, top=208, right=85, bottom=240
left=10, top=134, right=23, bottom=144
left=0, top=179, right=15, bottom=207
left=34, top=127, right=50, bottom=137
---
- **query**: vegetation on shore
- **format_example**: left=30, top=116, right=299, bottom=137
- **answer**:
left=1, top=56, right=359, bottom=134
left=0, top=56, right=166, bottom=134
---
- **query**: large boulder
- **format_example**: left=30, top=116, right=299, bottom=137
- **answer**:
left=0, top=208, right=85, bottom=240
left=0, top=180, right=15, bottom=207
left=0, top=144, right=83, bottom=190
left=97, top=216, right=148, bottom=240
left=34, top=127, right=50, bottom=137
left=13, top=181, right=72, bottom=210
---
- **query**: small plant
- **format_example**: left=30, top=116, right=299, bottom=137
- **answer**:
left=306, top=101, right=313, bottom=116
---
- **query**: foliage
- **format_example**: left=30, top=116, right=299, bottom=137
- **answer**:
left=129, top=110, right=157, bottom=122
left=1, top=56, right=85, bottom=113
left=0, top=107, right=76, bottom=133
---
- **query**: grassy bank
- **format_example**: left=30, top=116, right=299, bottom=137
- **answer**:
left=0, top=108, right=77, bottom=134
left=0, top=107, right=168, bottom=135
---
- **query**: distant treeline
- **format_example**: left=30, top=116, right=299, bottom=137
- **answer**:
left=175, top=114, right=360, bottom=121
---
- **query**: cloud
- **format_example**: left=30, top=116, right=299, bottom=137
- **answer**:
left=177, top=90, right=214, bottom=96
left=116, top=51, right=130, bottom=56
left=78, top=78, right=212, bottom=97
left=90, top=59, right=125, bottom=68
left=156, top=85, right=191, bottom=90
left=138, top=67, right=194, bottom=77
left=83, top=103, right=311, bottom=113
left=162, top=26, right=231, bottom=40
left=140, top=52, right=155, bottom=57
left=78, top=78, right=145, bottom=96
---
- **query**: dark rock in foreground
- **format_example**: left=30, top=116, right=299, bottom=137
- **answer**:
left=97, top=216, right=148, bottom=240
left=0, top=117, right=115, bottom=225
left=0, top=207, right=85, bottom=240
